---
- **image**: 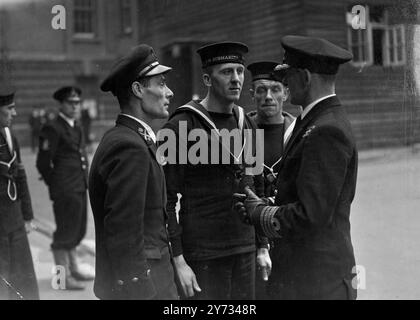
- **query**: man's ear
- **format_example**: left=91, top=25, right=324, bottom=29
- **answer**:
left=202, top=73, right=211, bottom=87
left=282, top=86, right=289, bottom=102
left=303, top=69, right=311, bottom=89
left=132, top=81, right=143, bottom=99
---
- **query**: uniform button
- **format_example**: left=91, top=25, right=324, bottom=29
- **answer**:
left=82, top=165, right=87, bottom=170
left=81, top=157, right=86, bottom=161
left=132, top=277, right=139, bottom=283
left=146, top=269, right=151, bottom=277
left=117, top=280, right=124, bottom=286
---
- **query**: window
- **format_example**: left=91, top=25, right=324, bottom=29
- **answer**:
left=346, top=5, right=406, bottom=67
left=386, top=25, right=405, bottom=66
left=120, top=0, right=133, bottom=34
left=74, top=0, right=97, bottom=38
left=349, top=28, right=372, bottom=65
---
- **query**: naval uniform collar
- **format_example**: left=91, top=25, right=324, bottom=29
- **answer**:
left=120, top=113, right=156, bottom=144
left=59, top=112, right=75, bottom=128
left=301, top=94, right=336, bottom=120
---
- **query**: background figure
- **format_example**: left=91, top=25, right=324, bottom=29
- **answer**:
left=36, top=86, right=94, bottom=291
left=28, top=105, right=46, bottom=152
left=80, top=103, right=92, bottom=151
left=0, top=85, right=39, bottom=300
left=247, top=61, right=295, bottom=299
left=89, top=44, right=178, bottom=300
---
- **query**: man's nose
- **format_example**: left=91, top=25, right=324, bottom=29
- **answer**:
left=166, top=87, right=174, bottom=99
left=266, top=89, right=274, bottom=101
left=11, top=108, right=17, bottom=117
left=231, top=70, right=240, bottom=82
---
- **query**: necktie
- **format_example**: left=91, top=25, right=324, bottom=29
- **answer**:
left=293, top=115, right=302, bottom=135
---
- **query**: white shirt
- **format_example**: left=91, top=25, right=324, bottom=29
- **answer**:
left=283, top=118, right=296, bottom=147
left=59, top=112, right=75, bottom=128
left=301, top=94, right=336, bottom=119
left=4, top=127, right=14, bottom=154
left=121, top=113, right=157, bottom=143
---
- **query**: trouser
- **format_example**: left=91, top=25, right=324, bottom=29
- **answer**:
left=51, top=191, right=87, bottom=250
left=186, top=251, right=255, bottom=300
left=147, top=247, right=179, bottom=300
left=0, top=226, right=39, bottom=300
left=255, top=268, right=269, bottom=300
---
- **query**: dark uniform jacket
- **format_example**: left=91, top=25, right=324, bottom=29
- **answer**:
left=36, top=116, right=88, bottom=199
left=268, top=96, right=358, bottom=300
left=163, top=100, right=263, bottom=261
left=0, top=131, right=34, bottom=234
left=89, top=114, right=171, bottom=300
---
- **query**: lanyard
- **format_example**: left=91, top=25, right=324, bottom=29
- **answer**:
left=0, top=151, right=18, bottom=201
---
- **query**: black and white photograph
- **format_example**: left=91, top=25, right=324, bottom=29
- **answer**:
left=0, top=0, right=419, bottom=305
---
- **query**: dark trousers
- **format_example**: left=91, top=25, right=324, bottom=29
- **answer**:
left=255, top=270, right=269, bottom=300
left=51, top=191, right=87, bottom=250
left=0, top=226, right=39, bottom=300
left=186, top=252, right=255, bottom=300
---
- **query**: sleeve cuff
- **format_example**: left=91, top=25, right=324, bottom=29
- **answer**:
left=170, top=238, right=183, bottom=257
left=253, top=205, right=281, bottom=239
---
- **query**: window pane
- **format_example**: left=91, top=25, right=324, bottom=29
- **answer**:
left=388, top=28, right=394, bottom=47
left=121, top=0, right=132, bottom=33
left=389, top=47, right=394, bottom=62
left=352, top=45, right=360, bottom=61
left=372, top=28, right=384, bottom=65
left=396, top=27, right=403, bottom=45
left=397, top=46, right=403, bottom=61
left=351, top=29, right=358, bottom=46
left=361, top=44, right=366, bottom=61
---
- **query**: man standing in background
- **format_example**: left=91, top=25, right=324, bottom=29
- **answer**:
left=36, top=86, right=94, bottom=291
left=247, top=61, right=295, bottom=299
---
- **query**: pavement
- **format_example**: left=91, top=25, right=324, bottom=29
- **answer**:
left=18, top=144, right=420, bottom=300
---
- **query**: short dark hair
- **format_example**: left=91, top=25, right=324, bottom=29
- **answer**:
left=203, top=65, right=215, bottom=76
left=115, top=77, right=152, bottom=108
left=136, top=76, right=151, bottom=88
